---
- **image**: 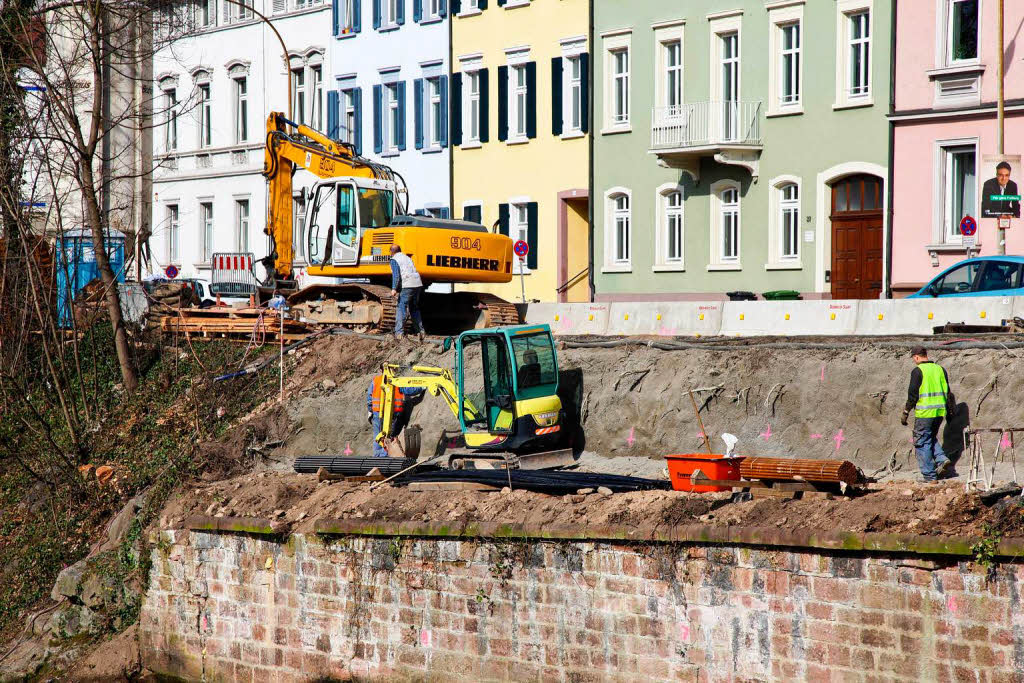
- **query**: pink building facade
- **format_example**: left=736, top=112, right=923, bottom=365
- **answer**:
left=890, top=0, right=1024, bottom=295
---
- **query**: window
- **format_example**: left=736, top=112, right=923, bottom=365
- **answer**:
left=511, top=65, right=528, bottom=139
left=512, top=204, right=529, bottom=270
left=719, top=187, right=740, bottom=263
left=664, top=191, right=683, bottom=263
left=386, top=0, right=399, bottom=25
left=343, top=89, right=357, bottom=144
left=167, top=205, right=179, bottom=262
left=933, top=261, right=980, bottom=295
left=779, top=23, right=800, bottom=107
left=200, top=202, right=213, bottom=262
left=163, top=88, right=177, bottom=151
left=612, top=49, right=629, bottom=125
left=387, top=83, right=400, bottom=151
left=947, top=0, right=978, bottom=63
left=977, top=261, right=1022, bottom=292
left=233, top=0, right=253, bottom=21
left=234, top=77, right=248, bottom=143
left=338, top=0, right=356, bottom=33
left=567, top=55, right=583, bottom=132
left=197, top=0, right=216, bottom=28
left=942, top=144, right=976, bottom=242
left=428, top=0, right=441, bottom=19
left=311, top=66, right=324, bottom=130
left=779, top=184, right=799, bottom=260
left=429, top=77, right=442, bottom=147
left=198, top=83, right=212, bottom=148
left=294, top=193, right=307, bottom=262
left=236, top=199, right=250, bottom=252
left=606, top=192, right=630, bottom=266
left=467, top=71, right=480, bottom=142
left=292, top=68, right=306, bottom=125
left=720, top=33, right=739, bottom=140
left=664, top=41, right=682, bottom=117
left=848, top=11, right=870, bottom=97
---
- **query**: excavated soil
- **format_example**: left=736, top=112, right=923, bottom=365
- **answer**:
left=158, top=331, right=1024, bottom=541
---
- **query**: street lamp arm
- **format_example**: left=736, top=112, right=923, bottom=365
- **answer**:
left=220, top=0, right=292, bottom=120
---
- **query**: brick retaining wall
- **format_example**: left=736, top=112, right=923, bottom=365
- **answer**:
left=140, top=527, right=1024, bottom=682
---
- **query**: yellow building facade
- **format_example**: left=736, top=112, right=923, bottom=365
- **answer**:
left=451, top=0, right=590, bottom=303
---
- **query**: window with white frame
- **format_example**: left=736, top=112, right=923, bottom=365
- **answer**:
left=779, top=184, right=799, bottom=260
left=715, top=185, right=740, bottom=264
left=428, top=77, right=442, bottom=147
left=196, top=0, right=216, bottom=28
left=847, top=10, right=870, bottom=98
left=428, top=0, right=441, bottom=19
left=779, top=23, right=800, bottom=107
left=200, top=201, right=214, bottom=262
left=233, top=0, right=254, bottom=21
left=236, top=199, right=250, bottom=252
left=512, top=203, right=529, bottom=272
left=386, top=82, right=400, bottom=152
left=942, top=144, right=976, bottom=242
left=466, top=70, right=481, bottom=143
left=163, top=87, right=177, bottom=151
left=720, top=32, right=739, bottom=140
left=510, top=64, right=528, bottom=140
left=197, top=81, right=212, bottom=148
left=605, top=191, right=631, bottom=267
left=338, top=0, right=356, bottom=32
left=946, top=0, right=978, bottom=63
left=612, top=49, right=629, bottom=125
left=663, top=190, right=683, bottom=264
left=292, top=68, right=306, bottom=125
left=343, top=89, right=357, bottom=144
left=385, top=0, right=400, bottom=25
left=167, top=205, right=179, bottom=263
left=664, top=41, right=682, bottom=117
left=567, top=55, right=583, bottom=133
left=311, top=66, right=324, bottom=130
left=234, top=77, right=248, bottom=143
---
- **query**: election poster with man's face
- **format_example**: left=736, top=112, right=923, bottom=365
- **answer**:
left=981, top=154, right=1021, bottom=220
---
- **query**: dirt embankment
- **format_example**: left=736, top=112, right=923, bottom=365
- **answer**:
left=276, top=334, right=1024, bottom=476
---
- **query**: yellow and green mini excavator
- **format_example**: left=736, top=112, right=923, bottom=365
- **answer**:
left=375, top=324, right=579, bottom=469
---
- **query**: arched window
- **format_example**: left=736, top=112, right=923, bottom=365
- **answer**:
left=779, top=183, right=799, bottom=259
left=719, top=186, right=739, bottom=262
left=662, top=189, right=683, bottom=264
left=604, top=189, right=631, bottom=269
left=613, top=194, right=630, bottom=264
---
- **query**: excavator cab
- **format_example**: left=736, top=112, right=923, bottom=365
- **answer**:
left=307, top=177, right=397, bottom=268
left=455, top=325, right=563, bottom=453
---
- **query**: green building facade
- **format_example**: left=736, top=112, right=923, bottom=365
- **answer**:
left=593, top=0, right=891, bottom=301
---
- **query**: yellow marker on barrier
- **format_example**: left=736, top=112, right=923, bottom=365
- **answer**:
left=878, top=314, right=884, bottom=320
left=740, top=313, right=745, bottom=321
left=830, top=313, right=836, bottom=320
left=588, top=314, right=594, bottom=321
left=656, top=314, right=662, bottom=321
left=699, top=313, right=705, bottom=321
left=928, top=312, right=933, bottom=320
left=624, top=314, right=629, bottom=321
left=980, top=311, right=987, bottom=319
left=554, top=314, right=560, bottom=321
left=784, top=313, right=790, bottom=321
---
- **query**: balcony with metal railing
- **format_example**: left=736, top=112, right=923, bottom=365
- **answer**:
left=649, top=100, right=764, bottom=181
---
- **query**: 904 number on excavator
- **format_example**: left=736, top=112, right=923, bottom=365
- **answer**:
left=450, top=237, right=483, bottom=251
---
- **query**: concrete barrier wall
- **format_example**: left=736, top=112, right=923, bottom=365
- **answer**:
left=524, top=296, right=1024, bottom=338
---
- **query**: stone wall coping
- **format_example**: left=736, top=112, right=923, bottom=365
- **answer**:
left=184, top=514, right=1024, bottom=560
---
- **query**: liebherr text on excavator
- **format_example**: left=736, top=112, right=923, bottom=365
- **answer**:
left=260, top=112, right=520, bottom=331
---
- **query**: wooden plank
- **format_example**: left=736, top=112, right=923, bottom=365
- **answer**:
left=344, top=475, right=388, bottom=482
left=407, top=481, right=503, bottom=492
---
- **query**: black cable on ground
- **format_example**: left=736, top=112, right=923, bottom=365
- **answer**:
left=397, top=469, right=670, bottom=494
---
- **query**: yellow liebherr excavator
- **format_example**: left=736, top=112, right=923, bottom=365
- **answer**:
left=260, top=112, right=520, bottom=331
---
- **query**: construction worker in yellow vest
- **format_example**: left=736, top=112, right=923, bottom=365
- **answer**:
left=901, top=346, right=955, bottom=482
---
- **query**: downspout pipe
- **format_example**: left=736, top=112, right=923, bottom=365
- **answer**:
left=587, top=0, right=595, bottom=302
left=884, top=0, right=897, bottom=299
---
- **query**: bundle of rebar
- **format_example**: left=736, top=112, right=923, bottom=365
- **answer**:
left=398, top=469, right=671, bottom=494
left=293, top=456, right=417, bottom=476
left=739, top=457, right=859, bottom=485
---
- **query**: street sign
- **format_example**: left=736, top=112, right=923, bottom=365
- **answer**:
left=164, top=264, right=179, bottom=279
left=513, top=240, right=529, bottom=259
left=959, top=215, right=978, bottom=237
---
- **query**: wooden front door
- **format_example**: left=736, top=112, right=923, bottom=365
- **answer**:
left=830, top=175, right=883, bottom=299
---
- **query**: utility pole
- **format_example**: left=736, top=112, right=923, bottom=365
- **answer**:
left=997, top=0, right=1006, bottom=254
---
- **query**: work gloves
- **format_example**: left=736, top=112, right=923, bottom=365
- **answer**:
left=367, top=411, right=374, bottom=424
left=900, top=409, right=909, bottom=426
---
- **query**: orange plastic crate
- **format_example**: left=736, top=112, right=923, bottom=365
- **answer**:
left=664, top=453, right=744, bottom=493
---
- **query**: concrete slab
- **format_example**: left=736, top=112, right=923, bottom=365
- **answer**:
left=855, top=297, right=1016, bottom=335
left=605, top=302, right=724, bottom=336
left=528, top=303, right=610, bottom=336
left=721, top=300, right=860, bottom=336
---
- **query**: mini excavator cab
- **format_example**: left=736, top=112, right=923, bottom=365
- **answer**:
left=454, top=325, right=564, bottom=454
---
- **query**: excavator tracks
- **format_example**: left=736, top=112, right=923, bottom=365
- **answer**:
left=286, top=283, right=521, bottom=334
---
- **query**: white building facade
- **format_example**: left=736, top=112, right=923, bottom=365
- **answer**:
left=328, top=0, right=451, bottom=220
left=150, top=0, right=331, bottom=284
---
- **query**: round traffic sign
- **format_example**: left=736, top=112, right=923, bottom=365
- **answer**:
left=513, top=240, right=529, bottom=259
left=164, top=264, right=179, bottom=279
left=959, top=215, right=977, bottom=237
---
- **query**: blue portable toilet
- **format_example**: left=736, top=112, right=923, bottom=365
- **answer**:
left=56, top=228, right=126, bottom=328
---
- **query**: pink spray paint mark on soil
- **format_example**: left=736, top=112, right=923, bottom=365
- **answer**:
left=1001, top=432, right=1012, bottom=450
left=810, top=434, right=823, bottom=440
left=759, top=424, right=772, bottom=440
left=834, top=429, right=846, bottom=451
left=627, top=427, right=636, bottom=447
left=343, top=442, right=353, bottom=456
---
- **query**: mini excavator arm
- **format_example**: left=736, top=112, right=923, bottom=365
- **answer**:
left=375, top=363, right=482, bottom=446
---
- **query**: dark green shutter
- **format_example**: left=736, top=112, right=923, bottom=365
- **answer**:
left=372, top=0, right=380, bottom=28
left=526, top=201, right=538, bottom=269
left=551, top=57, right=562, bottom=136
left=396, top=81, right=406, bottom=150
left=327, top=90, right=340, bottom=138
left=372, top=84, right=382, bottom=153
left=498, top=203, right=509, bottom=235
left=414, top=79, right=424, bottom=149
left=413, top=0, right=421, bottom=22
left=479, top=68, right=490, bottom=142
left=451, top=72, right=462, bottom=146
left=497, top=65, right=507, bottom=142
left=525, top=61, right=536, bottom=139
left=439, top=75, right=449, bottom=147
left=353, top=87, right=363, bottom=154
left=580, top=53, right=589, bottom=134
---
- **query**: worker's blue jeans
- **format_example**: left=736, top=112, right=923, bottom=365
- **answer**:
left=371, top=414, right=387, bottom=457
left=395, top=286, right=424, bottom=336
left=913, top=416, right=950, bottom=481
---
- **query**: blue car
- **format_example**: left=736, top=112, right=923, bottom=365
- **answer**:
left=909, top=256, right=1024, bottom=298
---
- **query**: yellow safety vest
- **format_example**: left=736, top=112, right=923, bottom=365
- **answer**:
left=915, top=362, right=949, bottom=419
